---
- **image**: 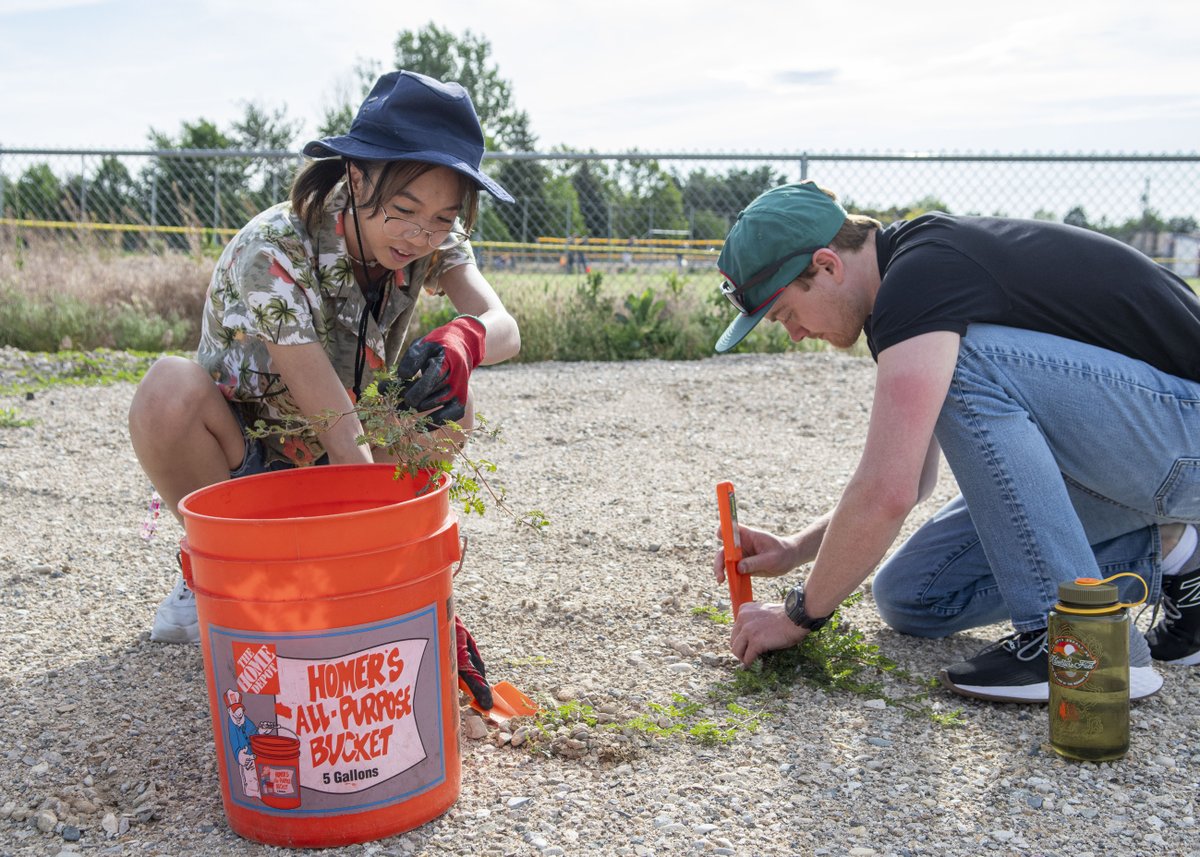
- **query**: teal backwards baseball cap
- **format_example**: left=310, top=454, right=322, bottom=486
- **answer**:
left=715, top=181, right=847, bottom=353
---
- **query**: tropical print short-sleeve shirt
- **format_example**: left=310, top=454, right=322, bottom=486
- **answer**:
left=196, top=179, right=473, bottom=466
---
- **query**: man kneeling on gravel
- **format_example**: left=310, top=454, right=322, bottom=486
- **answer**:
left=711, top=181, right=1200, bottom=703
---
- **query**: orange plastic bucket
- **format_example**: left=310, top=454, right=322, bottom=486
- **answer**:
left=178, top=463, right=462, bottom=848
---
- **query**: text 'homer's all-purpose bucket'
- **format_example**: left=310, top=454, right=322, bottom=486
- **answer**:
left=178, top=463, right=462, bottom=848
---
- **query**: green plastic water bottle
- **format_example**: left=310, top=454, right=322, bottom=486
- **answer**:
left=1047, top=573, right=1146, bottom=762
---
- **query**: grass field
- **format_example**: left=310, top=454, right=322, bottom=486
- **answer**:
left=1, top=232, right=1197, bottom=359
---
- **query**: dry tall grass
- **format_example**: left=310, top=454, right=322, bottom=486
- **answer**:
left=2, top=229, right=212, bottom=316
left=1, top=228, right=213, bottom=350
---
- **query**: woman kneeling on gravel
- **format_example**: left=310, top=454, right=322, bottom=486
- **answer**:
left=128, top=70, right=516, bottom=711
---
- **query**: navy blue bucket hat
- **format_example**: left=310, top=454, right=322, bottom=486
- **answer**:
left=303, top=70, right=514, bottom=203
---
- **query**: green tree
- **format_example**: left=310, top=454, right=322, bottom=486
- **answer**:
left=144, top=119, right=246, bottom=247
left=13, top=163, right=66, bottom=221
left=231, top=102, right=304, bottom=210
left=682, top=167, right=784, bottom=220
left=1064, top=206, right=1091, bottom=230
left=573, top=162, right=609, bottom=238
left=69, top=156, right=142, bottom=250
left=491, top=114, right=551, bottom=242
left=393, top=24, right=528, bottom=150
left=316, top=59, right=382, bottom=138
left=610, top=158, right=687, bottom=238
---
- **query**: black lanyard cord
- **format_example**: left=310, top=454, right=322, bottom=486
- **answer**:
left=346, top=173, right=387, bottom=400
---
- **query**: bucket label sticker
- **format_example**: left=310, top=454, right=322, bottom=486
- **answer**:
left=208, top=604, right=446, bottom=816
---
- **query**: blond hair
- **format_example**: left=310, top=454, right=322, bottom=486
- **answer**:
left=796, top=186, right=881, bottom=280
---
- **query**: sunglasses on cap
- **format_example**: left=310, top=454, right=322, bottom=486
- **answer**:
left=719, top=245, right=825, bottom=315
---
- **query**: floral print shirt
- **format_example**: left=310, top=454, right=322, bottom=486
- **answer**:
left=196, top=179, right=473, bottom=466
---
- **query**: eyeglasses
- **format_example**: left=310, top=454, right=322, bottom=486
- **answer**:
left=379, top=213, right=470, bottom=250
left=719, top=246, right=823, bottom=315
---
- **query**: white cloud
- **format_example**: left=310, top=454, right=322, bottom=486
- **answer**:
left=2, top=0, right=1198, bottom=153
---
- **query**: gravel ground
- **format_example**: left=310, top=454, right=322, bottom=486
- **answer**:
left=1, top=347, right=1198, bottom=857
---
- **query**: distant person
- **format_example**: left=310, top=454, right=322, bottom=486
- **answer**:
left=128, top=70, right=518, bottom=710
left=621, top=238, right=635, bottom=272
left=712, top=181, right=1200, bottom=703
left=567, top=234, right=588, bottom=274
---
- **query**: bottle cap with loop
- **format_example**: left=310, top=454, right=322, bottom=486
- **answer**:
left=1055, top=572, right=1148, bottom=615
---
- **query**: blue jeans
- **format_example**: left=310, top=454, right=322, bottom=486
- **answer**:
left=873, top=324, right=1200, bottom=637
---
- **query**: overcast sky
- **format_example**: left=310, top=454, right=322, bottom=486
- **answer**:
left=2, top=0, right=1198, bottom=154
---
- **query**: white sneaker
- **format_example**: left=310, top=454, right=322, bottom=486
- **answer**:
left=150, top=577, right=199, bottom=644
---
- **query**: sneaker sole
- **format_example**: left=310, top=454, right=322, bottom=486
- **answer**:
left=150, top=623, right=200, bottom=645
left=939, top=666, right=1164, bottom=703
left=1130, top=666, right=1164, bottom=699
left=1150, top=649, right=1200, bottom=667
left=937, top=672, right=1048, bottom=703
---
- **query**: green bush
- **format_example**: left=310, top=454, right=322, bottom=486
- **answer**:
left=0, top=287, right=192, bottom=352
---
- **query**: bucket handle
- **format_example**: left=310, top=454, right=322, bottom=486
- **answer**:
left=179, top=538, right=193, bottom=588
left=257, top=722, right=300, bottom=741
left=454, top=534, right=468, bottom=578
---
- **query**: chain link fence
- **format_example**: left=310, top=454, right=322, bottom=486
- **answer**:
left=3, top=148, right=1199, bottom=280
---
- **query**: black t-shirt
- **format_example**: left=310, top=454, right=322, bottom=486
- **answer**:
left=866, top=213, right=1200, bottom=382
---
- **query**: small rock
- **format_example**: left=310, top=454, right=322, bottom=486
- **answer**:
left=506, top=796, right=532, bottom=810
left=668, top=639, right=697, bottom=658
left=462, top=713, right=489, bottom=740
left=102, top=813, right=118, bottom=835
left=34, top=809, right=58, bottom=833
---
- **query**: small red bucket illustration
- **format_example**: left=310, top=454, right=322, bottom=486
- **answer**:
left=250, top=733, right=302, bottom=810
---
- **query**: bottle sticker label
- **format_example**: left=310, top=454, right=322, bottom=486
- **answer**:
left=1049, top=633, right=1099, bottom=688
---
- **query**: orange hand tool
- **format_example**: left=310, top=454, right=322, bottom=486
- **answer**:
left=460, top=678, right=538, bottom=725
left=717, top=481, right=753, bottom=618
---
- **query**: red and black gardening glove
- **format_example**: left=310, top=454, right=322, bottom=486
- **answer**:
left=455, top=614, right=493, bottom=710
left=391, top=316, right=486, bottom=425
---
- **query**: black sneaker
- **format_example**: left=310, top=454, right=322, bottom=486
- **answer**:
left=1146, top=567, right=1200, bottom=666
left=939, top=629, right=1051, bottom=703
left=941, top=628, right=1164, bottom=702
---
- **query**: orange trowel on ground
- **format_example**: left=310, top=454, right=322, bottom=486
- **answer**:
left=460, top=678, right=538, bottom=724
left=717, top=481, right=753, bottom=618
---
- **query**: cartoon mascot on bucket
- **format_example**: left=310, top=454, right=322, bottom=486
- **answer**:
left=224, top=689, right=261, bottom=798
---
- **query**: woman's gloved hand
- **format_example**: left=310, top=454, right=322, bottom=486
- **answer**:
left=455, top=614, right=493, bottom=710
left=389, top=316, right=486, bottom=425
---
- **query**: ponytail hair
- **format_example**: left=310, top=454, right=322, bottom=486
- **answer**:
left=290, top=159, right=350, bottom=235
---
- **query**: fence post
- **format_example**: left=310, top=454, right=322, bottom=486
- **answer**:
left=799, top=153, right=809, bottom=181
left=212, top=161, right=220, bottom=236
left=79, top=154, right=88, bottom=223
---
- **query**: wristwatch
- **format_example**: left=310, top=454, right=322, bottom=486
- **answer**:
left=784, top=582, right=831, bottom=632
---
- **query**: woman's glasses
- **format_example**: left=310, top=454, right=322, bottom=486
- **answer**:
left=380, top=213, right=469, bottom=250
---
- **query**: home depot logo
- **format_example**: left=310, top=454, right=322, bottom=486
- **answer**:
left=1048, top=634, right=1099, bottom=689
left=234, top=642, right=281, bottom=695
